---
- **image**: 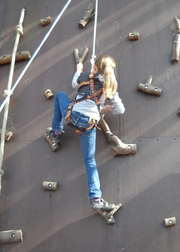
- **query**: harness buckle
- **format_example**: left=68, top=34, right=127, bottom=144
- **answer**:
left=89, top=72, right=94, bottom=79
left=75, top=93, right=87, bottom=102
left=88, top=117, right=98, bottom=125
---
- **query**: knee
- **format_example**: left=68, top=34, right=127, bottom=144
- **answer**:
left=55, top=91, right=66, bottom=100
left=83, top=155, right=96, bottom=165
left=56, top=91, right=65, bottom=97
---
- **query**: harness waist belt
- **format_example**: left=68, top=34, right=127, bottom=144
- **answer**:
left=67, top=122, right=94, bottom=133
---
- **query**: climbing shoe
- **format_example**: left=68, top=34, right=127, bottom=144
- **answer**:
left=49, top=130, right=61, bottom=143
left=90, top=198, right=115, bottom=211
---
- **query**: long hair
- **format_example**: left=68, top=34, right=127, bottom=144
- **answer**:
left=95, top=54, right=117, bottom=99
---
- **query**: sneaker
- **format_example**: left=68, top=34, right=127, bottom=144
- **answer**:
left=49, top=130, right=61, bottom=142
left=90, top=198, right=115, bottom=211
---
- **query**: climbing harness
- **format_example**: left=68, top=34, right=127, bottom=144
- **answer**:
left=77, top=75, right=104, bottom=103
left=0, top=0, right=72, bottom=113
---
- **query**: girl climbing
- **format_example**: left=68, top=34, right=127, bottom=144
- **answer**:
left=48, top=54, right=125, bottom=210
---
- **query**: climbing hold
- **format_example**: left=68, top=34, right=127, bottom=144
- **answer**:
left=0, top=169, right=4, bottom=176
left=97, top=203, right=122, bottom=224
left=78, top=4, right=94, bottom=28
left=138, top=76, right=162, bottom=96
left=40, top=16, right=52, bottom=27
left=44, top=89, right=54, bottom=100
left=174, top=17, right=180, bottom=33
left=43, top=181, right=58, bottom=191
left=129, top=32, right=140, bottom=41
left=0, top=129, right=13, bottom=141
left=164, top=217, right=176, bottom=227
left=74, top=47, right=89, bottom=64
left=0, top=51, right=31, bottom=65
left=171, top=33, right=180, bottom=64
left=0, top=230, right=23, bottom=244
left=99, top=117, right=137, bottom=156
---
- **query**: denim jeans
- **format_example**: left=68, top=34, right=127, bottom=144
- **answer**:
left=52, top=91, right=102, bottom=199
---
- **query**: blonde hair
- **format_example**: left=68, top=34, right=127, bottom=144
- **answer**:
left=95, top=54, right=117, bottom=99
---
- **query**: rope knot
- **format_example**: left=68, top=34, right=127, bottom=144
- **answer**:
left=90, top=55, right=96, bottom=66
left=3, top=89, right=13, bottom=98
left=15, top=24, right=23, bottom=35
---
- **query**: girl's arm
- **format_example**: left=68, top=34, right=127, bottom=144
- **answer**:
left=108, top=92, right=125, bottom=114
left=72, top=63, right=83, bottom=89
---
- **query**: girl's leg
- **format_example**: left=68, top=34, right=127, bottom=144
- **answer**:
left=79, top=127, right=115, bottom=210
left=79, top=127, right=102, bottom=199
left=52, top=91, right=71, bottom=132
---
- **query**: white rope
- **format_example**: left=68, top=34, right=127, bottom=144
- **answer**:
left=0, top=0, right=72, bottom=113
left=90, top=0, right=99, bottom=72
left=0, top=8, right=26, bottom=193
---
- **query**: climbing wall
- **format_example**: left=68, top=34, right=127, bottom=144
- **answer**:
left=0, top=0, right=180, bottom=251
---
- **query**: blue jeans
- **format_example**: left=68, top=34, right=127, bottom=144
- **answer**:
left=52, top=91, right=102, bottom=199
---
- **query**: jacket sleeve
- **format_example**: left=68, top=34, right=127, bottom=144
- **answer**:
left=109, top=92, right=125, bottom=114
left=72, top=71, right=81, bottom=89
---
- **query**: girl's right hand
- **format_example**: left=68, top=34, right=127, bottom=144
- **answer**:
left=77, top=63, right=83, bottom=73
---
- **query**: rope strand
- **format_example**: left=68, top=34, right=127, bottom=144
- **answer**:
left=90, top=0, right=99, bottom=71
left=0, top=8, right=26, bottom=194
